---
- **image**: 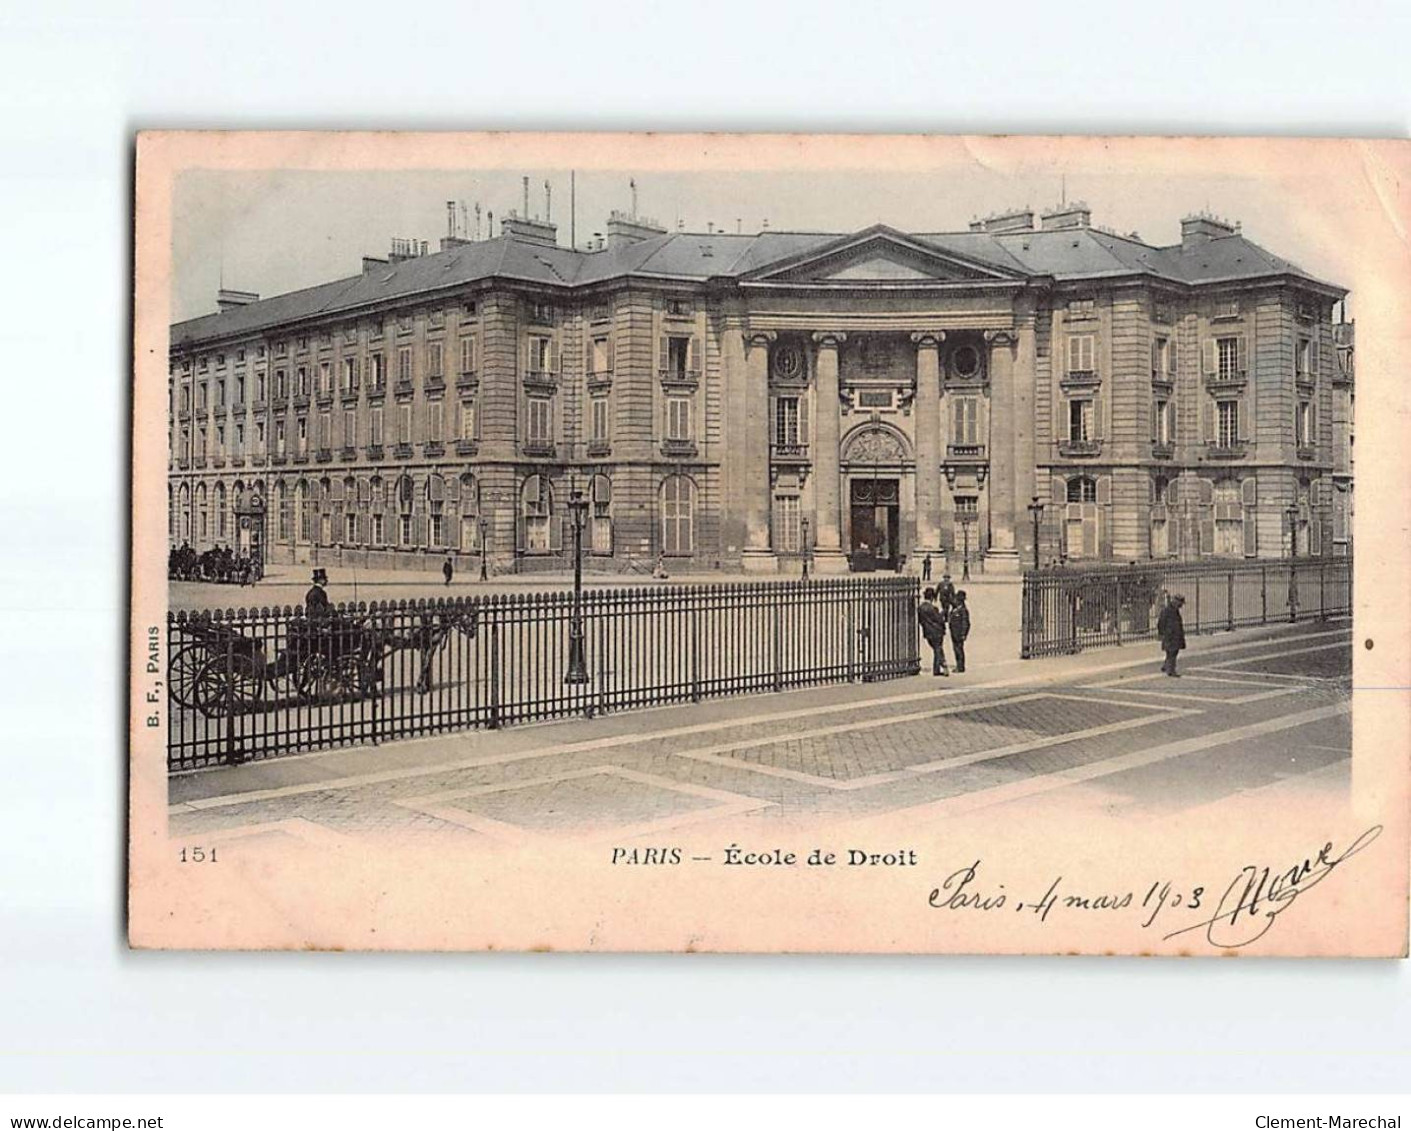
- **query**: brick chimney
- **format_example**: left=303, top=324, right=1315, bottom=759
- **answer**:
left=606, top=210, right=667, bottom=250
left=500, top=212, right=559, bottom=247
left=969, top=208, right=1035, bottom=234
left=1181, top=213, right=1239, bottom=247
left=1040, top=203, right=1092, bottom=230
left=216, top=288, right=259, bottom=312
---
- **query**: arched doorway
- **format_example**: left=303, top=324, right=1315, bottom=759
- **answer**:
left=841, top=423, right=912, bottom=572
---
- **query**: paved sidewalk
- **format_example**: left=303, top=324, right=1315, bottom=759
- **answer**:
left=169, top=620, right=1352, bottom=845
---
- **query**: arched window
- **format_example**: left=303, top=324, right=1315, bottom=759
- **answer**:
left=1064, top=476, right=1099, bottom=559
left=427, top=474, right=446, bottom=549
left=178, top=483, right=190, bottom=542
left=1150, top=475, right=1171, bottom=559
left=297, top=479, right=311, bottom=543
left=214, top=482, right=227, bottom=542
left=590, top=474, right=613, bottom=554
left=195, top=483, right=208, bottom=544
left=168, top=484, right=176, bottom=542
left=520, top=474, right=555, bottom=554
left=368, top=476, right=385, bottom=546
left=318, top=478, right=333, bottom=546
left=274, top=481, right=289, bottom=542
left=397, top=474, right=415, bottom=547
left=459, top=473, right=481, bottom=551
left=660, top=475, right=695, bottom=556
left=341, top=477, right=358, bottom=544
left=1213, top=477, right=1242, bottom=557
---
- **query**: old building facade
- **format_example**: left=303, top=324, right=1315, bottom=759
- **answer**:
left=168, top=205, right=1352, bottom=574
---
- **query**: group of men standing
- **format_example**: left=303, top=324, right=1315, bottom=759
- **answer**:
left=916, top=574, right=970, bottom=678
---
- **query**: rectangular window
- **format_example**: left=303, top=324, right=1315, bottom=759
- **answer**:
left=666, top=395, right=693, bottom=441
left=427, top=342, right=443, bottom=379
left=773, top=495, right=801, bottom=553
left=1154, top=398, right=1171, bottom=444
left=399, top=514, right=413, bottom=547
left=591, top=336, right=610, bottom=375
left=343, top=410, right=356, bottom=448
left=1297, top=338, right=1312, bottom=377
left=318, top=361, right=331, bottom=395
left=369, top=407, right=383, bottom=446
left=1066, top=334, right=1095, bottom=374
left=296, top=366, right=308, bottom=396
left=668, top=337, right=689, bottom=378
left=527, top=398, right=552, bottom=443
left=371, top=514, right=384, bottom=545
left=459, top=399, right=478, bottom=442
left=345, top=512, right=358, bottom=544
left=1217, top=400, right=1240, bottom=447
left=256, top=372, right=267, bottom=401
left=235, top=374, right=245, bottom=403
left=1214, top=299, right=1241, bottom=320
left=317, top=413, right=330, bottom=451
left=255, top=421, right=266, bottom=456
left=296, top=417, right=308, bottom=454
left=234, top=422, right=244, bottom=456
left=197, top=383, right=207, bottom=411
left=460, top=334, right=477, bottom=375
left=1068, top=399, right=1093, bottom=442
left=1297, top=400, right=1312, bottom=445
left=1068, top=299, right=1095, bottom=319
left=590, top=395, right=609, bottom=443
left=1152, top=337, right=1171, bottom=379
left=398, top=347, right=412, bottom=384
left=953, top=397, right=979, bottom=445
left=426, top=401, right=443, bottom=442
left=215, top=424, right=225, bottom=454
left=1217, top=337, right=1240, bottom=380
left=398, top=403, right=412, bottom=444
left=775, top=396, right=800, bottom=446
left=342, top=357, right=358, bottom=393
left=275, top=421, right=286, bottom=457
left=370, top=354, right=385, bottom=390
left=276, top=370, right=287, bottom=398
left=216, top=379, right=225, bottom=408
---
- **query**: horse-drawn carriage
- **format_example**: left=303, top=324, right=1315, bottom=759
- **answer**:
left=170, top=604, right=479, bottom=717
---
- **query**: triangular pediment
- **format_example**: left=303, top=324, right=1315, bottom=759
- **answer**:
left=742, top=224, right=1027, bottom=286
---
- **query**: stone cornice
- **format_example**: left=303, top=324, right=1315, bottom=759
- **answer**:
left=811, top=331, right=849, bottom=348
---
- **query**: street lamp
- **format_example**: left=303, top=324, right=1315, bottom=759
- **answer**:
left=478, top=516, right=489, bottom=581
left=1027, top=495, right=1044, bottom=572
left=1285, top=503, right=1300, bottom=560
left=565, top=481, right=591, bottom=685
left=1285, top=502, right=1301, bottom=624
left=800, top=516, right=811, bottom=581
left=957, top=510, right=976, bottom=581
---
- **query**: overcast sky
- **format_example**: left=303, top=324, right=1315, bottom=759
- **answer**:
left=171, top=164, right=1358, bottom=324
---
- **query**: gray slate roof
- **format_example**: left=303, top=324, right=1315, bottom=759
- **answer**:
left=172, top=225, right=1343, bottom=349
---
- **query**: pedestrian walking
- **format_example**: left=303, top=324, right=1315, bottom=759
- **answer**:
left=922, top=553, right=933, bottom=582
left=443, top=555, right=454, bottom=587
left=918, top=587, right=949, bottom=677
left=1157, top=593, right=1186, bottom=676
left=949, top=590, right=970, bottom=673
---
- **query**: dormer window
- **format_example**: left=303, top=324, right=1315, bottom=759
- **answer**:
left=1213, top=299, right=1241, bottom=321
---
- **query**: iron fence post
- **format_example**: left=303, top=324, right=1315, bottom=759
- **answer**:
left=1261, top=565, right=1268, bottom=624
left=487, top=614, right=501, bottom=729
left=1227, top=569, right=1235, bottom=632
left=1114, top=574, right=1123, bottom=646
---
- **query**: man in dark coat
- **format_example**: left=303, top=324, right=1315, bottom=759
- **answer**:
left=1157, top=593, right=1186, bottom=676
left=949, top=590, right=971, bottom=674
left=917, top=587, right=949, bottom=677
left=937, top=572, right=957, bottom=615
left=922, top=553, right=933, bottom=582
left=443, top=555, right=454, bottom=587
left=305, top=568, right=332, bottom=621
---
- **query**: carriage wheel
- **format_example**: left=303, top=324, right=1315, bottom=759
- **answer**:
left=296, top=652, right=363, bottom=703
left=169, top=644, right=204, bottom=710
left=191, top=656, right=260, bottom=718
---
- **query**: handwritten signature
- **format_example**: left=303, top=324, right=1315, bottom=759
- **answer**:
left=1161, top=825, right=1383, bottom=948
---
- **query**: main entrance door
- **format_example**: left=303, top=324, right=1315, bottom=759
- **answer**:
left=850, top=478, right=900, bottom=571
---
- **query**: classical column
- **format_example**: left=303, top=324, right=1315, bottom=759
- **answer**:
left=986, top=329, right=1020, bottom=568
left=741, top=330, right=777, bottom=571
left=910, top=331, right=945, bottom=564
left=810, top=331, right=849, bottom=573
left=1012, top=304, right=1038, bottom=566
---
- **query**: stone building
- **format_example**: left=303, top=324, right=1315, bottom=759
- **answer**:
left=167, top=204, right=1351, bottom=574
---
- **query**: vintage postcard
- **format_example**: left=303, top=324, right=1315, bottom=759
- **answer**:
left=129, top=133, right=1409, bottom=955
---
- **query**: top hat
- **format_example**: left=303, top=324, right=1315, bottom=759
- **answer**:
left=312, top=568, right=329, bottom=585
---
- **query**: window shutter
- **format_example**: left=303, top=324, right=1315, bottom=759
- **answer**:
left=797, top=393, right=809, bottom=444
left=1203, top=339, right=1217, bottom=376
left=515, top=512, right=526, bottom=553
left=605, top=333, right=615, bottom=373
left=1309, top=400, right=1318, bottom=446
left=1096, top=475, right=1112, bottom=506
left=1242, top=477, right=1258, bottom=557
left=1199, top=515, right=1215, bottom=555
left=1333, top=492, right=1347, bottom=541
left=687, top=335, right=700, bottom=375
left=1310, top=516, right=1323, bottom=557
left=1166, top=400, right=1177, bottom=442
left=1150, top=398, right=1158, bottom=442
left=1148, top=477, right=1157, bottom=506
left=1049, top=474, right=1065, bottom=507
left=415, top=514, right=428, bottom=547
left=1203, top=398, right=1216, bottom=443
left=1237, top=395, right=1249, bottom=444
left=658, top=336, right=671, bottom=375
left=1092, top=393, right=1104, bottom=441
left=551, top=514, right=564, bottom=554
left=1066, top=336, right=1078, bottom=374
left=1237, top=335, right=1249, bottom=376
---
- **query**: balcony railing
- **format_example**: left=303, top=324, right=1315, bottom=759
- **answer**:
left=454, top=439, right=479, bottom=457
left=425, top=374, right=445, bottom=392
left=315, top=448, right=332, bottom=463
left=456, top=371, right=479, bottom=391
left=1151, top=442, right=1175, bottom=460
left=947, top=443, right=986, bottom=460
left=771, top=442, right=809, bottom=461
left=1204, top=370, right=1248, bottom=389
left=1061, top=369, right=1100, bottom=386
left=662, top=438, right=698, bottom=458
left=422, top=441, right=445, bottom=458
left=1296, top=444, right=1318, bottom=461
left=393, top=442, right=413, bottom=459
left=1058, top=438, right=1103, bottom=458
left=522, top=440, right=557, bottom=458
left=340, top=446, right=357, bottom=460
left=366, top=444, right=385, bottom=461
left=586, top=440, right=612, bottom=458
left=341, top=388, right=360, bottom=405
left=1205, top=441, right=1248, bottom=460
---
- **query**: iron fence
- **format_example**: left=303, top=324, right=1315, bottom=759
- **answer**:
left=167, top=576, right=920, bottom=772
left=1021, top=556, right=1351, bottom=659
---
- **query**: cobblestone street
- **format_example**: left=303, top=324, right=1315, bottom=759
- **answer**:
left=167, top=618, right=1354, bottom=849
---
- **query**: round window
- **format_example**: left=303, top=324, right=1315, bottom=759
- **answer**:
left=772, top=345, right=804, bottom=380
left=952, top=345, right=981, bottom=379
